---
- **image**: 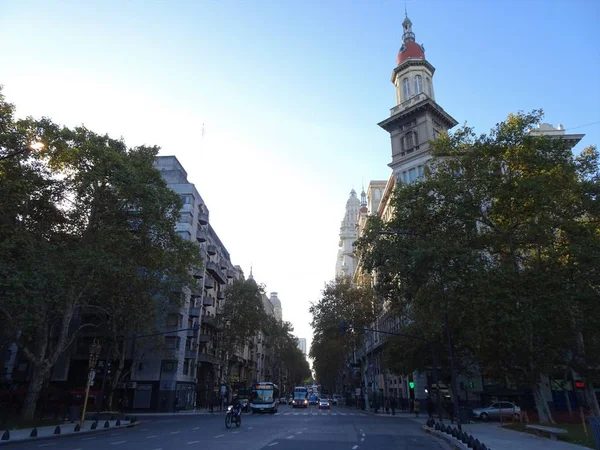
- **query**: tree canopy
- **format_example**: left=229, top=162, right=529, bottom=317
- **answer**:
left=354, top=110, right=600, bottom=423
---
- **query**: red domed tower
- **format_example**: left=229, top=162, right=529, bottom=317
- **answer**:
left=378, top=9, right=458, bottom=184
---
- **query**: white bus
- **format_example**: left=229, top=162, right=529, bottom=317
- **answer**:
left=250, top=382, right=279, bottom=414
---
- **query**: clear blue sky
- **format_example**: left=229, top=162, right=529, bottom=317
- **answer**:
left=2, top=0, right=599, bottom=356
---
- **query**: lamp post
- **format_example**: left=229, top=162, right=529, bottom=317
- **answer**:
left=80, top=339, right=102, bottom=429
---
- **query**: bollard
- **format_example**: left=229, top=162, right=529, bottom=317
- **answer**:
left=481, top=444, right=488, bottom=450
left=53, top=425, right=61, bottom=435
left=91, top=421, right=98, bottom=430
left=104, top=420, right=110, bottom=428
left=1, top=430, right=9, bottom=440
left=435, top=422, right=440, bottom=430
left=30, top=428, right=38, bottom=437
left=467, top=435, right=475, bottom=448
left=474, top=439, right=482, bottom=450
left=74, top=423, right=81, bottom=432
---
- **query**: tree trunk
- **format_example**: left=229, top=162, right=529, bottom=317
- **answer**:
left=584, top=379, right=600, bottom=417
left=20, top=365, right=47, bottom=421
left=533, top=380, right=555, bottom=424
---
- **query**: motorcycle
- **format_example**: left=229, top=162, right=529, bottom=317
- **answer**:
left=225, top=405, right=241, bottom=429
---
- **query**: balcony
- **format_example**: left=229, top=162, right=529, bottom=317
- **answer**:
left=206, top=261, right=226, bottom=284
left=207, top=245, right=217, bottom=256
left=203, top=315, right=220, bottom=330
left=197, top=353, right=217, bottom=365
left=220, top=261, right=228, bottom=271
left=198, top=334, right=210, bottom=344
left=188, top=307, right=200, bottom=318
left=390, top=92, right=428, bottom=116
left=196, top=229, right=207, bottom=243
left=185, top=349, right=197, bottom=360
left=198, top=212, right=209, bottom=225
left=193, top=269, right=203, bottom=279
left=217, top=291, right=225, bottom=301
left=226, top=269, right=234, bottom=279
left=204, top=277, right=215, bottom=289
left=202, top=296, right=214, bottom=307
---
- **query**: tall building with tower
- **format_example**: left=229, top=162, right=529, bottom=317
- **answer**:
left=335, top=189, right=363, bottom=278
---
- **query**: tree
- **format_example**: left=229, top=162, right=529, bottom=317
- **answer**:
left=217, top=278, right=266, bottom=383
left=0, top=87, right=202, bottom=419
left=309, top=277, right=375, bottom=395
left=355, top=110, right=599, bottom=423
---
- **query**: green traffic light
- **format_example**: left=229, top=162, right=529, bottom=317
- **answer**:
left=409, top=381, right=415, bottom=389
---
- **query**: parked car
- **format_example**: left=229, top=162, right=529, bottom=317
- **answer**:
left=472, top=402, right=521, bottom=421
left=319, top=398, right=330, bottom=409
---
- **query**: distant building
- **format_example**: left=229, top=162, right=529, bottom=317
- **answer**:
left=296, top=338, right=307, bottom=356
left=335, top=189, right=361, bottom=277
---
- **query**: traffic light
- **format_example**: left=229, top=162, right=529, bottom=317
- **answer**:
left=409, top=381, right=415, bottom=389
left=468, top=381, right=475, bottom=389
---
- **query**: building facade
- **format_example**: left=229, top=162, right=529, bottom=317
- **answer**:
left=296, top=338, right=307, bottom=356
left=335, top=189, right=362, bottom=278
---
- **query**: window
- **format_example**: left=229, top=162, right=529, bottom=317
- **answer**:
left=181, top=194, right=194, bottom=205
left=183, top=359, right=190, bottom=375
left=404, top=131, right=417, bottom=149
left=178, top=231, right=191, bottom=241
left=402, top=78, right=410, bottom=100
left=402, top=171, right=409, bottom=184
left=426, top=78, right=432, bottom=96
left=166, top=313, right=181, bottom=328
left=178, top=212, right=193, bottom=225
left=417, top=166, right=424, bottom=178
left=409, top=168, right=418, bottom=183
left=161, top=361, right=176, bottom=373
left=414, top=75, right=422, bottom=94
left=165, top=336, right=180, bottom=350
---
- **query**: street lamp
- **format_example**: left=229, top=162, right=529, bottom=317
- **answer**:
left=80, top=339, right=102, bottom=429
left=0, top=142, right=45, bottom=161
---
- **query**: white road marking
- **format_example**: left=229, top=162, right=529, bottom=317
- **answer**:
left=296, top=431, right=302, bottom=434
left=111, top=441, right=127, bottom=445
left=248, top=427, right=253, bottom=430
left=268, top=443, right=278, bottom=447
left=352, top=446, right=359, bottom=449
left=284, top=412, right=291, bottom=415
left=170, top=431, right=180, bottom=434
left=215, top=434, right=224, bottom=438
left=82, top=437, right=97, bottom=440
left=286, top=435, right=295, bottom=439
left=233, top=431, right=240, bottom=434
left=146, top=435, right=158, bottom=438
left=302, top=413, right=308, bottom=415
left=187, top=441, right=201, bottom=444
left=38, top=445, right=55, bottom=448
left=140, top=428, right=149, bottom=431
left=110, top=432, right=124, bottom=436
left=361, top=438, right=365, bottom=442
left=193, top=426, right=200, bottom=430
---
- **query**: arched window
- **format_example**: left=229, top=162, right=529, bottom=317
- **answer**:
left=403, top=78, right=410, bottom=100
left=426, top=78, right=432, bottom=96
left=414, top=75, right=423, bottom=95
left=404, top=131, right=418, bottom=149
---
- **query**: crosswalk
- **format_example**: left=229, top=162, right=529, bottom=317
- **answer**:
left=275, top=411, right=366, bottom=416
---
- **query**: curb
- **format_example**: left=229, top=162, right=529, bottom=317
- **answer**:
left=423, top=425, right=469, bottom=450
left=0, top=421, right=142, bottom=447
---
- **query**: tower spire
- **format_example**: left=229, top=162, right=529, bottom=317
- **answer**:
left=402, top=9, right=415, bottom=43
left=360, top=184, right=367, bottom=207
left=249, top=264, right=254, bottom=280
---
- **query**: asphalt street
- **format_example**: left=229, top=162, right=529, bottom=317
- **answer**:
left=5, top=405, right=451, bottom=450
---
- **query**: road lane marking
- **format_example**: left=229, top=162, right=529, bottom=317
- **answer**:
left=352, top=446, right=359, bottom=449
left=82, top=437, right=96, bottom=440
left=111, top=441, right=127, bottom=445
left=187, top=441, right=201, bottom=444
left=296, top=431, right=302, bottom=434
left=248, top=427, right=253, bottom=430
left=361, top=438, right=365, bottom=442
left=37, top=445, right=55, bottom=448
left=170, top=431, right=180, bottom=434
left=268, top=443, right=278, bottom=447
left=193, top=426, right=200, bottom=430
left=215, top=434, right=224, bottom=438
left=110, top=432, right=124, bottom=436
left=302, top=413, right=308, bottom=415
left=146, top=435, right=158, bottom=438
left=140, top=428, right=149, bottom=431
left=284, top=412, right=290, bottom=415
left=286, top=435, right=295, bottom=439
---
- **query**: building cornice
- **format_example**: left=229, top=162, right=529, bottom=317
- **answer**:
left=378, top=97, right=458, bottom=132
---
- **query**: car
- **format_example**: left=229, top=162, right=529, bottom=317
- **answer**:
left=472, top=402, right=521, bottom=421
left=319, top=398, right=330, bottom=409
left=308, top=395, right=319, bottom=405
left=279, top=397, right=287, bottom=405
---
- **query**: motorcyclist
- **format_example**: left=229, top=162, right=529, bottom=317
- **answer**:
left=230, top=394, right=241, bottom=415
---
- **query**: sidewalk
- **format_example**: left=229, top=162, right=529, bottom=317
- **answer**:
left=412, top=416, right=589, bottom=450
left=134, top=408, right=228, bottom=416
left=0, top=419, right=134, bottom=446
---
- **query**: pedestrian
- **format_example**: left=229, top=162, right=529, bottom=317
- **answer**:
left=390, top=397, right=396, bottom=416
left=413, top=399, right=420, bottom=418
left=427, top=397, right=435, bottom=418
